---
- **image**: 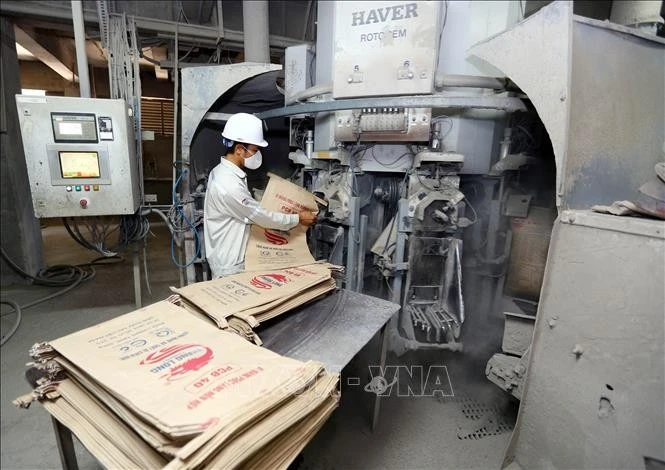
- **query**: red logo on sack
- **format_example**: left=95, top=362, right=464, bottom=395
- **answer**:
left=141, top=344, right=214, bottom=381
left=250, top=273, right=289, bottom=289
left=264, top=230, right=289, bottom=245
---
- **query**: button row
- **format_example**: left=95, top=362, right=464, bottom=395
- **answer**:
left=66, top=185, right=99, bottom=192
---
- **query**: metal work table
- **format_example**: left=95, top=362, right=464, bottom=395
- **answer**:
left=42, top=289, right=400, bottom=470
left=260, top=289, right=398, bottom=373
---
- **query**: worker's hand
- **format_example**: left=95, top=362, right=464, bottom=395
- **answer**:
left=298, top=210, right=317, bottom=227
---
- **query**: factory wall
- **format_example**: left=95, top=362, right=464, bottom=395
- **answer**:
left=18, top=61, right=174, bottom=99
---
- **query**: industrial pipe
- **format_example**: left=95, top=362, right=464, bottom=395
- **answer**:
left=285, top=83, right=333, bottom=105
left=71, top=0, right=91, bottom=97
left=242, top=0, right=270, bottom=63
left=434, top=73, right=506, bottom=91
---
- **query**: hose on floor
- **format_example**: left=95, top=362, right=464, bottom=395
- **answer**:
left=0, top=247, right=122, bottom=346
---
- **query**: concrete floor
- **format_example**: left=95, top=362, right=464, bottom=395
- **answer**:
left=1, top=220, right=517, bottom=469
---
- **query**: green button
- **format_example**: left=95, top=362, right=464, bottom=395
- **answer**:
left=75, top=185, right=81, bottom=191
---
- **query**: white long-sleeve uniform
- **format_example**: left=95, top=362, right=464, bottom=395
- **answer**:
left=204, top=158, right=299, bottom=278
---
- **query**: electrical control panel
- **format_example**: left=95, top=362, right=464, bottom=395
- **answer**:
left=332, top=1, right=442, bottom=98
left=335, top=107, right=431, bottom=142
left=16, top=96, right=141, bottom=218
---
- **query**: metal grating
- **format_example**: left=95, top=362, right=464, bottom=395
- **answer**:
left=450, top=396, right=515, bottom=440
left=141, top=98, right=174, bottom=135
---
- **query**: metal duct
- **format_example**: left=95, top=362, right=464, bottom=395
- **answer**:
left=242, top=0, right=270, bottom=63
left=71, top=0, right=91, bottom=97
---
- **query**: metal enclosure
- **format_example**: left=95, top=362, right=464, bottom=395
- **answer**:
left=181, top=63, right=282, bottom=163
left=311, top=0, right=522, bottom=173
left=436, top=0, right=522, bottom=175
left=467, top=3, right=665, bottom=465
left=503, top=211, right=665, bottom=469
left=469, top=1, right=665, bottom=207
left=284, top=44, right=315, bottom=105
left=181, top=63, right=282, bottom=283
left=16, top=96, right=140, bottom=217
left=313, top=0, right=337, bottom=153
left=332, top=1, right=441, bottom=99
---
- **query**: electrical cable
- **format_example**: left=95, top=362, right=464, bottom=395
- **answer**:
left=142, top=242, right=152, bottom=296
left=432, top=115, right=454, bottom=142
left=178, top=1, right=190, bottom=23
left=371, top=147, right=414, bottom=168
left=63, top=217, right=97, bottom=252
left=170, top=168, right=201, bottom=268
left=1, top=247, right=96, bottom=287
left=0, top=299, right=21, bottom=347
left=0, top=248, right=119, bottom=346
left=464, top=198, right=479, bottom=225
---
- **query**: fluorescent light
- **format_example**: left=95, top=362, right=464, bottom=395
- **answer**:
left=21, top=89, right=46, bottom=96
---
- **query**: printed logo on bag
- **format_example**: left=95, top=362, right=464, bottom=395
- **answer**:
left=263, top=229, right=289, bottom=245
left=140, top=344, right=214, bottom=381
left=249, top=273, right=289, bottom=289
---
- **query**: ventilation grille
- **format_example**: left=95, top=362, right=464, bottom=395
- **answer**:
left=141, top=98, right=174, bottom=136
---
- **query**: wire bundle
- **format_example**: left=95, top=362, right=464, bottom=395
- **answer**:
left=170, top=167, right=202, bottom=268
left=119, top=214, right=151, bottom=247
left=509, top=114, right=539, bottom=154
left=63, top=213, right=150, bottom=257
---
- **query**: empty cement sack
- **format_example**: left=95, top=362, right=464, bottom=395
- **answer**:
left=172, top=263, right=335, bottom=328
left=245, top=173, right=320, bottom=271
left=42, top=301, right=326, bottom=435
left=19, top=300, right=339, bottom=468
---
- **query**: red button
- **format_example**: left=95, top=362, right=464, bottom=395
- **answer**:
left=84, top=185, right=91, bottom=191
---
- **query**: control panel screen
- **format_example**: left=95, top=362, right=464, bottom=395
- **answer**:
left=58, top=151, right=101, bottom=179
left=51, top=113, right=98, bottom=143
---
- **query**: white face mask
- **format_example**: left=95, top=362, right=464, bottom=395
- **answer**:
left=242, top=147, right=263, bottom=170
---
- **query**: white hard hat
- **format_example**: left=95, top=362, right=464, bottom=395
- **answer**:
left=221, top=113, right=268, bottom=147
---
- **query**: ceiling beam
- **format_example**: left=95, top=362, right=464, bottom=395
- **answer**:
left=13, top=25, right=77, bottom=82
left=0, top=1, right=310, bottom=50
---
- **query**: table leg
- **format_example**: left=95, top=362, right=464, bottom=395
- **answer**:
left=371, top=321, right=389, bottom=432
left=52, top=417, right=78, bottom=470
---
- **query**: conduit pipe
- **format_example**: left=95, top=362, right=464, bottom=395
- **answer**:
left=243, top=0, right=270, bottom=63
left=285, top=83, right=333, bottom=105
left=71, top=0, right=91, bottom=97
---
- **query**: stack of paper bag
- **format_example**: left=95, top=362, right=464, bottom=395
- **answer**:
left=172, top=263, right=338, bottom=336
left=16, top=300, right=339, bottom=469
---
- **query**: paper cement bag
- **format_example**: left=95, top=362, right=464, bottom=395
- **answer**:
left=53, top=378, right=169, bottom=468
left=172, top=264, right=332, bottom=327
left=245, top=174, right=318, bottom=271
left=48, top=300, right=322, bottom=439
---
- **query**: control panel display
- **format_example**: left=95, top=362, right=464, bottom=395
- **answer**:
left=51, top=113, right=98, bottom=143
left=17, top=96, right=140, bottom=217
left=58, top=151, right=101, bottom=179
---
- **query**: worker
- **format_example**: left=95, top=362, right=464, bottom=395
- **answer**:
left=204, top=112, right=317, bottom=278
